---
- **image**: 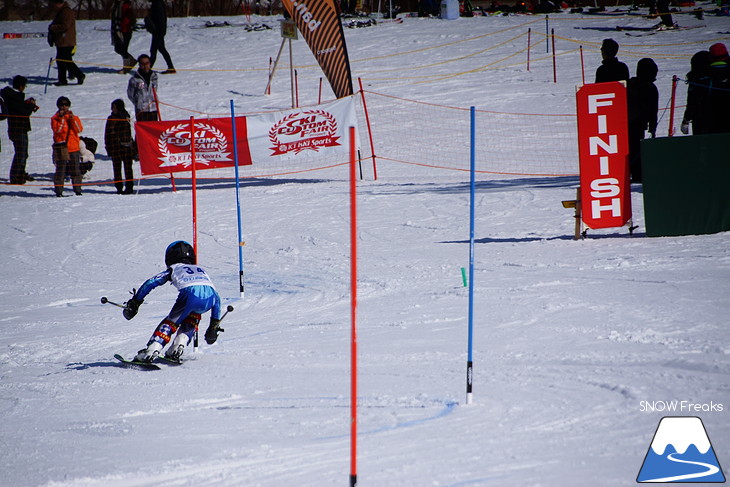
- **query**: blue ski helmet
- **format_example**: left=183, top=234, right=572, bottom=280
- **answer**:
left=165, top=240, right=196, bottom=267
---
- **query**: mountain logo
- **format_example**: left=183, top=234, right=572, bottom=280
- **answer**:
left=637, top=416, right=726, bottom=483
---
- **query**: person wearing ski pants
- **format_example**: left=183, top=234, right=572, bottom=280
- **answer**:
left=123, top=241, right=223, bottom=362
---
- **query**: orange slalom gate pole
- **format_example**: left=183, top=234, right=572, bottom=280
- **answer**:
left=357, top=78, right=378, bottom=180
left=579, top=45, right=585, bottom=85
left=348, top=125, right=358, bottom=487
left=669, top=75, right=678, bottom=137
left=153, top=85, right=176, bottom=191
left=295, top=69, right=299, bottom=108
left=190, top=116, right=198, bottom=258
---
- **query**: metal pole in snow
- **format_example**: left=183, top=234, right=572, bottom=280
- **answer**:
left=230, top=100, right=245, bottom=298
left=466, top=106, right=476, bottom=405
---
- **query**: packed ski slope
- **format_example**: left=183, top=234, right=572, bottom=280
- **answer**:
left=1, top=5, right=729, bottom=487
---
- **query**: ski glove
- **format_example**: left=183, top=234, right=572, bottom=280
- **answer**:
left=680, top=120, right=690, bottom=135
left=123, top=298, right=142, bottom=320
left=205, top=318, right=224, bottom=345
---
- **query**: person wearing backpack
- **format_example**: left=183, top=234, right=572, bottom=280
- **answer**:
left=1, top=75, right=40, bottom=184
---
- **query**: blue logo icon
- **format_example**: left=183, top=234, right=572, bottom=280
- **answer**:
left=637, top=416, right=726, bottom=483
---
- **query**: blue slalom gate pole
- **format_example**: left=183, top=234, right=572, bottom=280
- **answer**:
left=466, top=106, right=476, bottom=405
left=230, top=100, right=245, bottom=298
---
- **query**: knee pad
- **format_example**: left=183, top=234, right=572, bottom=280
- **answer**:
left=180, top=312, right=201, bottom=334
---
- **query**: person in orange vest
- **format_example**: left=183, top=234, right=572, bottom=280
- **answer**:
left=51, top=96, right=84, bottom=197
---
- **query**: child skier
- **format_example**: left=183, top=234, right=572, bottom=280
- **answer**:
left=123, top=240, right=224, bottom=362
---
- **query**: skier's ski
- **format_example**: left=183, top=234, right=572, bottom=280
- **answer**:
left=155, top=355, right=183, bottom=366
left=616, top=25, right=656, bottom=31
left=114, top=353, right=160, bottom=370
left=623, top=24, right=705, bottom=36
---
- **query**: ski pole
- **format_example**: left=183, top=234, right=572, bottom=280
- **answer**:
left=195, top=305, right=233, bottom=351
left=100, top=296, right=126, bottom=308
left=221, top=304, right=234, bottom=320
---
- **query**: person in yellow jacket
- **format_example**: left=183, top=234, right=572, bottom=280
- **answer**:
left=51, top=96, right=84, bottom=197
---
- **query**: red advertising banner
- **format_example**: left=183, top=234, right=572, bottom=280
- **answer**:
left=136, top=97, right=358, bottom=176
left=576, top=82, right=631, bottom=229
left=136, top=117, right=251, bottom=175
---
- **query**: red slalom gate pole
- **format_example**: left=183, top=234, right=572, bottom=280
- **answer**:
left=153, top=85, right=176, bottom=191
left=190, top=116, right=198, bottom=259
left=348, top=125, right=358, bottom=487
left=669, top=75, right=678, bottom=137
left=295, top=69, right=299, bottom=108
left=267, top=57, right=272, bottom=95
left=357, top=77, right=378, bottom=180
left=580, top=45, right=585, bottom=85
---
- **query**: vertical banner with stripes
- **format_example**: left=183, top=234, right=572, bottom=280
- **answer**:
left=281, top=0, right=354, bottom=99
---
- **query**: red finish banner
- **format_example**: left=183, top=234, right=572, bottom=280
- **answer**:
left=576, top=82, right=631, bottom=229
left=136, top=117, right=251, bottom=175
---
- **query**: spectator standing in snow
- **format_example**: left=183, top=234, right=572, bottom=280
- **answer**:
left=48, top=0, right=85, bottom=86
left=1, top=75, right=39, bottom=184
left=105, top=99, right=136, bottom=194
left=127, top=54, right=159, bottom=121
left=123, top=241, right=223, bottom=363
left=650, top=0, right=675, bottom=30
left=111, top=0, right=137, bottom=74
left=595, top=39, right=629, bottom=84
left=145, top=0, right=176, bottom=74
left=51, top=96, right=84, bottom=196
left=705, top=43, right=730, bottom=134
left=681, top=50, right=712, bottom=135
left=626, top=58, right=659, bottom=184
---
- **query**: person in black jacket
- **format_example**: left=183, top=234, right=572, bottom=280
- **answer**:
left=626, top=58, right=659, bottom=184
left=595, top=39, right=629, bottom=84
left=705, top=43, right=730, bottom=134
left=1, top=75, right=39, bottom=184
left=681, top=50, right=712, bottom=135
left=105, top=99, right=136, bottom=194
left=146, top=0, right=175, bottom=74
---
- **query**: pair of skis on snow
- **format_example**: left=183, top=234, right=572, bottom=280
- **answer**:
left=114, top=353, right=182, bottom=371
left=101, top=296, right=234, bottom=371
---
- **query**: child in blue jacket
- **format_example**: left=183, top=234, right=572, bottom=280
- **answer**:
left=124, top=241, right=223, bottom=362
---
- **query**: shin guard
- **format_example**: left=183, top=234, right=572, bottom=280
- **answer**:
left=149, top=318, right=178, bottom=347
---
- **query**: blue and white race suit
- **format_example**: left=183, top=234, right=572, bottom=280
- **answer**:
left=135, top=263, right=221, bottom=324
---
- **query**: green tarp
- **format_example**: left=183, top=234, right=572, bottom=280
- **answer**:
left=641, top=133, right=730, bottom=237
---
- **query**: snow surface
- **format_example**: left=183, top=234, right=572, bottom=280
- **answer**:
left=1, top=5, right=729, bottom=487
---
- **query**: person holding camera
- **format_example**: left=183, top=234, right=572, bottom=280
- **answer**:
left=51, top=96, right=84, bottom=197
left=1, top=75, right=39, bottom=185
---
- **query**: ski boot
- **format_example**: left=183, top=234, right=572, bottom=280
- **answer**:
left=165, top=333, right=190, bottom=362
left=135, top=342, right=163, bottom=363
